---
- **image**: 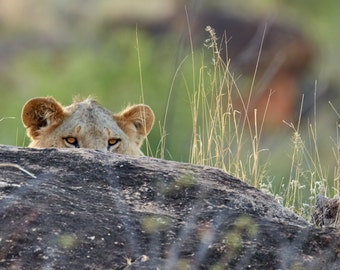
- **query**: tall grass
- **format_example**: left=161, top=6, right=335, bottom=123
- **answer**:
left=282, top=112, right=321, bottom=216
left=188, top=26, right=268, bottom=188
left=173, top=26, right=339, bottom=219
left=282, top=96, right=340, bottom=217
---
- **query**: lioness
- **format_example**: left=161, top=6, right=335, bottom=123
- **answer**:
left=21, top=97, right=154, bottom=156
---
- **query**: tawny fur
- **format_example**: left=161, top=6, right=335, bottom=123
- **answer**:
left=21, top=97, right=154, bottom=156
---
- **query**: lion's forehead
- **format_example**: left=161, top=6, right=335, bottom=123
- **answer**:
left=58, top=102, right=124, bottom=137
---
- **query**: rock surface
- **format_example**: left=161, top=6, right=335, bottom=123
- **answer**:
left=312, top=194, right=340, bottom=228
left=0, top=145, right=339, bottom=269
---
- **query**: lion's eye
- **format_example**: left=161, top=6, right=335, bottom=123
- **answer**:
left=64, top=137, right=79, bottom=148
left=108, top=138, right=121, bottom=150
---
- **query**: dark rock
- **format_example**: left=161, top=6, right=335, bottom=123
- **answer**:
left=312, top=194, right=340, bottom=228
left=0, top=145, right=339, bottom=269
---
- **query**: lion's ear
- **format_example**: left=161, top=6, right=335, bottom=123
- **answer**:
left=114, top=104, right=154, bottom=146
left=21, top=97, right=65, bottom=139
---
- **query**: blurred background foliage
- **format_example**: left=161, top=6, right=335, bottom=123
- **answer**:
left=0, top=0, right=339, bottom=205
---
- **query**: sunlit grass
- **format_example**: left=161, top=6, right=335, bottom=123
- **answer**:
left=186, top=26, right=268, bottom=189
left=176, top=26, right=339, bottom=219
left=0, top=117, right=15, bottom=122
